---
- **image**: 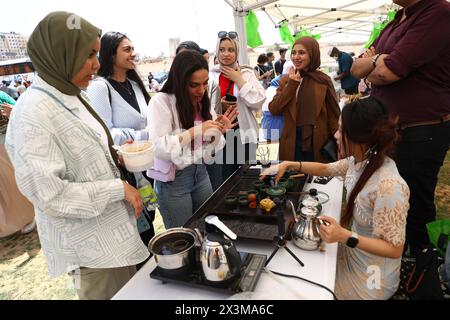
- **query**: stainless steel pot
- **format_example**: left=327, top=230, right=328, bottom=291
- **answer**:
left=287, top=200, right=321, bottom=251
left=200, top=215, right=241, bottom=283
left=148, top=227, right=199, bottom=272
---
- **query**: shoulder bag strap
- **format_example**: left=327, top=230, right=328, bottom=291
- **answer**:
left=31, top=86, right=125, bottom=180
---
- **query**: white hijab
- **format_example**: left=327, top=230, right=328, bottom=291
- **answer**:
left=212, top=35, right=252, bottom=73
left=215, top=36, right=239, bottom=69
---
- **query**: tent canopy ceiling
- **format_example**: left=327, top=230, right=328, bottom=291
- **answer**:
left=231, top=0, right=397, bottom=38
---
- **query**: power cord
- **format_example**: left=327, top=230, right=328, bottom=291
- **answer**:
left=266, top=268, right=338, bottom=300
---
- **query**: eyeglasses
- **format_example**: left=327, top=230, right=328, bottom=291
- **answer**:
left=218, top=31, right=238, bottom=39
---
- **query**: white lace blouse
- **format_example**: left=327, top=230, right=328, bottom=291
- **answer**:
left=327, top=156, right=410, bottom=299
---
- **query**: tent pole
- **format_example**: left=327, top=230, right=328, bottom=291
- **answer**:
left=261, top=7, right=278, bottom=27
left=230, top=0, right=278, bottom=66
left=224, top=0, right=234, bottom=8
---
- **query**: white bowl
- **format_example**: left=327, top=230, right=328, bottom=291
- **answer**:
left=118, top=141, right=154, bottom=172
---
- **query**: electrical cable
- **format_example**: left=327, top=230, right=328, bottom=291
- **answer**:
left=266, top=268, right=338, bottom=300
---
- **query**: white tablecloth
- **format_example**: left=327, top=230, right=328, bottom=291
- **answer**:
left=113, top=175, right=343, bottom=300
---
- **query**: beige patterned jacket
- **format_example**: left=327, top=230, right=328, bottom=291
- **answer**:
left=5, top=77, right=149, bottom=277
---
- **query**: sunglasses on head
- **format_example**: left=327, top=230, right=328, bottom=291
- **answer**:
left=218, top=31, right=238, bottom=39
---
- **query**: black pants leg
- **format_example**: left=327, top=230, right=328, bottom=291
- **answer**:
left=294, top=126, right=314, bottom=162
left=394, top=121, right=450, bottom=252
left=205, top=163, right=223, bottom=191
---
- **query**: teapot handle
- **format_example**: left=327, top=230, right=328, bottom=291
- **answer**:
left=194, top=228, right=204, bottom=246
left=224, top=245, right=242, bottom=276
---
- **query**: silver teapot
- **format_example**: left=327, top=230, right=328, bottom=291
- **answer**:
left=287, top=200, right=322, bottom=251
left=198, top=215, right=242, bottom=283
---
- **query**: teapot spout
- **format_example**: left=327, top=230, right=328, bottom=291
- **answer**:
left=286, top=200, right=298, bottom=222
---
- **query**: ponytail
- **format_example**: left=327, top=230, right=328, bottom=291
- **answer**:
left=339, top=97, right=398, bottom=227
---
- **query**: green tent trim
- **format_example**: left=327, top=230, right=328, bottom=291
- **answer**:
left=278, top=21, right=294, bottom=46
left=293, top=27, right=321, bottom=41
left=364, top=10, right=396, bottom=48
left=246, top=10, right=263, bottom=48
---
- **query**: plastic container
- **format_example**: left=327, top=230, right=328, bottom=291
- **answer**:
left=118, top=141, right=154, bottom=172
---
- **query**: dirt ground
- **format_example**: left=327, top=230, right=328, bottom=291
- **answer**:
left=0, top=209, right=166, bottom=300
left=1, top=152, right=448, bottom=300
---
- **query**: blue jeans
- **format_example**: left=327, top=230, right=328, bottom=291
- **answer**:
left=155, top=164, right=212, bottom=229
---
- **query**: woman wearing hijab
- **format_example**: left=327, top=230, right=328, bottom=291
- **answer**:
left=5, top=12, right=149, bottom=300
left=210, top=31, right=266, bottom=180
left=269, top=37, right=340, bottom=162
left=87, top=32, right=155, bottom=250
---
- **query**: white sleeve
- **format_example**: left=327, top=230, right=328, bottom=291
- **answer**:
left=148, top=94, right=181, bottom=160
left=5, top=115, right=124, bottom=220
left=147, top=94, right=225, bottom=169
left=326, top=158, right=350, bottom=177
left=238, top=69, right=266, bottom=111
left=209, top=79, right=222, bottom=116
left=87, top=80, right=147, bottom=145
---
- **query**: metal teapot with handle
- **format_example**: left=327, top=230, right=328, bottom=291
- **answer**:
left=198, top=215, right=242, bottom=283
left=287, top=200, right=322, bottom=251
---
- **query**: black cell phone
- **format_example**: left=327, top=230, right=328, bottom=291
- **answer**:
left=225, top=94, right=237, bottom=102
left=314, top=176, right=333, bottom=185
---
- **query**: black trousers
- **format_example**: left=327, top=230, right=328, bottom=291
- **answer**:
left=395, top=120, right=450, bottom=252
left=294, top=126, right=314, bottom=162
left=205, top=163, right=223, bottom=191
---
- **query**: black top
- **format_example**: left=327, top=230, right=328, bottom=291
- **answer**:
left=274, top=59, right=286, bottom=76
left=254, top=64, right=267, bottom=78
left=108, top=79, right=141, bottom=113
left=265, top=62, right=275, bottom=80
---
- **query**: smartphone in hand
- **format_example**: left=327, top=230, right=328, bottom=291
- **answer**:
left=225, top=94, right=237, bottom=103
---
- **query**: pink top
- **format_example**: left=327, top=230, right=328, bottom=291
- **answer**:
left=193, top=103, right=205, bottom=150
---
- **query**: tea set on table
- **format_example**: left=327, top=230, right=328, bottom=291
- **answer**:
left=148, top=180, right=330, bottom=290
left=129, top=142, right=332, bottom=290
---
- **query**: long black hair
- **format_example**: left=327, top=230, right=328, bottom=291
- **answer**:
left=176, top=41, right=201, bottom=55
left=98, top=31, right=150, bottom=104
left=340, top=96, right=398, bottom=227
left=161, top=50, right=212, bottom=130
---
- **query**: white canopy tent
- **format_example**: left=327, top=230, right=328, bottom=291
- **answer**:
left=224, top=0, right=396, bottom=64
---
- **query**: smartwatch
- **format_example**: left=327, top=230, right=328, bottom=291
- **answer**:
left=346, top=232, right=359, bottom=248
left=372, top=54, right=381, bottom=68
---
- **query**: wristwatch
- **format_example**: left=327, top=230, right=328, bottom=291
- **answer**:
left=372, top=54, right=381, bottom=68
left=346, top=231, right=359, bottom=248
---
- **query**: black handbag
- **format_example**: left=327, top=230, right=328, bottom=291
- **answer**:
left=393, top=246, right=444, bottom=300
left=320, top=136, right=338, bottom=162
